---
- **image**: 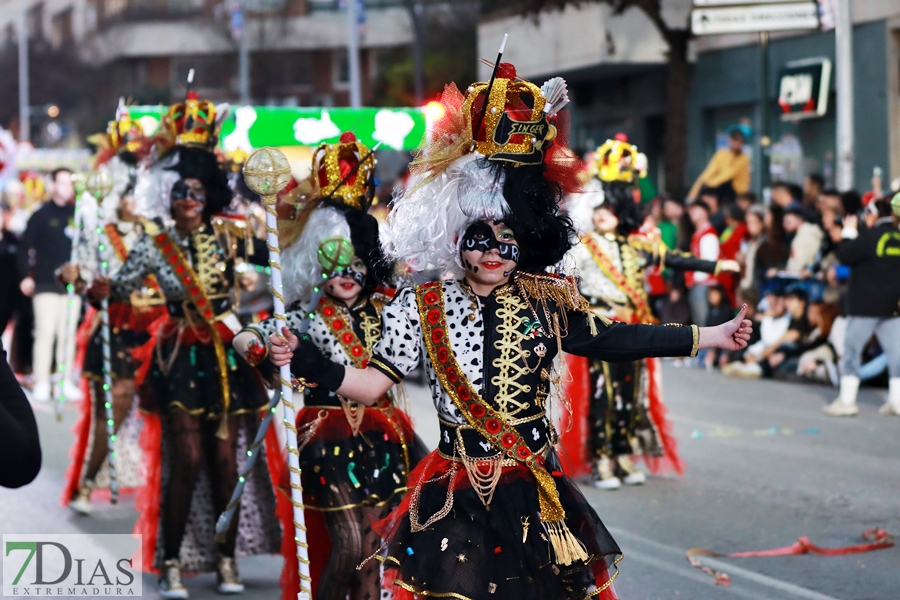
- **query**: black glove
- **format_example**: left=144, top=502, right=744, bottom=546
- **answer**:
left=290, top=332, right=345, bottom=392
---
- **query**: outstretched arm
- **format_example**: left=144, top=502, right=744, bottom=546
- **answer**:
left=269, top=327, right=392, bottom=406
left=564, top=305, right=753, bottom=361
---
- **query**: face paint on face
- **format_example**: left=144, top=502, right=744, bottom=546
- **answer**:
left=324, top=256, right=366, bottom=306
left=461, top=221, right=520, bottom=263
left=331, top=256, right=368, bottom=287
left=171, top=178, right=207, bottom=215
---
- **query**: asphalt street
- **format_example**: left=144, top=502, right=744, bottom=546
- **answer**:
left=2, top=362, right=897, bottom=599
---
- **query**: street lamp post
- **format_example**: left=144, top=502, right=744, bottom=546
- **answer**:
left=18, top=0, right=29, bottom=143
left=834, top=0, right=854, bottom=190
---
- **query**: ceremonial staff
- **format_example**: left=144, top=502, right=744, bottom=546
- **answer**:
left=217, top=145, right=374, bottom=544
left=85, top=170, right=118, bottom=503
left=240, top=148, right=313, bottom=600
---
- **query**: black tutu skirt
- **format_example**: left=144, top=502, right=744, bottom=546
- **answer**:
left=375, top=449, right=621, bottom=600
left=143, top=321, right=268, bottom=418
left=83, top=328, right=143, bottom=382
left=284, top=404, right=426, bottom=511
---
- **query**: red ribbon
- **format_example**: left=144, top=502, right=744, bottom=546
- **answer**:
left=687, top=529, right=894, bottom=587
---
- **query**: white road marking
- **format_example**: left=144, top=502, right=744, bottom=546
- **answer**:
left=608, top=527, right=842, bottom=600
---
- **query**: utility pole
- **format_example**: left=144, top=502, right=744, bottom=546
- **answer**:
left=834, top=0, right=854, bottom=190
left=405, top=0, right=425, bottom=105
left=18, top=0, right=30, bottom=143
left=758, top=31, right=770, bottom=192
left=231, top=1, right=250, bottom=104
left=238, top=14, right=250, bottom=104
left=346, top=0, right=362, bottom=107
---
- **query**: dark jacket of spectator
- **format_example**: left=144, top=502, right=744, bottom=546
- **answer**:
left=0, top=230, right=24, bottom=330
left=16, top=201, right=75, bottom=295
left=0, top=341, right=42, bottom=487
left=835, top=217, right=900, bottom=317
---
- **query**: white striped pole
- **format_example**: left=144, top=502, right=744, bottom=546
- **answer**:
left=87, top=171, right=117, bottom=503
left=243, top=148, right=311, bottom=600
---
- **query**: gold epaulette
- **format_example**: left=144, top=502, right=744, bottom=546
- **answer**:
left=140, top=217, right=160, bottom=237
left=514, top=272, right=611, bottom=332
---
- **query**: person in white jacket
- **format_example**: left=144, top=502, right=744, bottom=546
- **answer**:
left=783, top=204, right=823, bottom=275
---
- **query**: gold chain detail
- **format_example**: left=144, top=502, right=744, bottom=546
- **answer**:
left=490, top=293, right=533, bottom=417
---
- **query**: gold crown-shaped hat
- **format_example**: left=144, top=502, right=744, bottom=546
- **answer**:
left=461, top=63, right=559, bottom=166
left=591, top=135, right=646, bottom=183
left=312, top=132, right=375, bottom=211
left=164, top=91, right=217, bottom=148
left=107, top=105, right=145, bottom=154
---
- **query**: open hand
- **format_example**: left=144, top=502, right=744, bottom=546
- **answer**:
left=269, top=326, right=299, bottom=367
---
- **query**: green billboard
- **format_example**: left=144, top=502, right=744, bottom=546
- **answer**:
left=128, top=105, right=427, bottom=152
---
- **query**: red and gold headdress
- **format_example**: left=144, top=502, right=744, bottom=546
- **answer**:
left=590, top=133, right=647, bottom=184
left=164, top=90, right=218, bottom=149
left=410, top=61, right=580, bottom=195
left=312, top=132, right=375, bottom=211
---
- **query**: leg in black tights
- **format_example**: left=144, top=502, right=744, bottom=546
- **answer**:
left=352, top=503, right=389, bottom=600
left=318, top=495, right=389, bottom=600
left=83, top=378, right=135, bottom=483
left=162, top=410, right=204, bottom=561
left=204, top=415, right=241, bottom=557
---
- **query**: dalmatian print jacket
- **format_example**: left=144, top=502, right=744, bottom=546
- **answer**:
left=369, top=279, right=697, bottom=454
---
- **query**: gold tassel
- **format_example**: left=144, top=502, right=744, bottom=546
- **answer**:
left=546, top=521, right=589, bottom=566
left=216, top=414, right=229, bottom=440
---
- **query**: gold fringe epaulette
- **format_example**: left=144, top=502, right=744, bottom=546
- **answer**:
left=514, top=272, right=611, bottom=333
left=140, top=217, right=160, bottom=237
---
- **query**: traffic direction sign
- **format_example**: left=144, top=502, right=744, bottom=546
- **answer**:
left=692, top=2, right=819, bottom=35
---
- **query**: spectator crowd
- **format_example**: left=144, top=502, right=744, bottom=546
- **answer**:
left=643, top=170, right=900, bottom=415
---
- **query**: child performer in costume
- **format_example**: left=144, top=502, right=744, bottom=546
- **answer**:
left=62, top=105, right=164, bottom=514
left=563, top=138, right=740, bottom=489
left=233, top=133, right=426, bottom=600
left=269, top=65, right=753, bottom=600
left=88, top=90, right=280, bottom=599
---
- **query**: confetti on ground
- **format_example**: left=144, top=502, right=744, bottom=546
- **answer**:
left=690, top=427, right=821, bottom=439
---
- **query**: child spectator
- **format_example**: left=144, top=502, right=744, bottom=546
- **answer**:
left=721, top=290, right=791, bottom=378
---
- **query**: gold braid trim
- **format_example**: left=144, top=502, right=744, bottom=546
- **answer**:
left=415, top=282, right=588, bottom=566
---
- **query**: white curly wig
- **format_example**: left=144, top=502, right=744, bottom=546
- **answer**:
left=566, top=177, right=605, bottom=236
left=383, top=154, right=509, bottom=277
left=281, top=205, right=352, bottom=307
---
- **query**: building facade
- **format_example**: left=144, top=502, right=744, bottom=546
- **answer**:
left=478, top=1, right=900, bottom=195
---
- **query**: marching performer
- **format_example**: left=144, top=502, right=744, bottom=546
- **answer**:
left=270, top=63, right=753, bottom=600
left=235, top=132, right=426, bottom=600
left=62, top=105, right=163, bottom=514
left=562, top=139, right=740, bottom=489
left=89, top=89, right=280, bottom=599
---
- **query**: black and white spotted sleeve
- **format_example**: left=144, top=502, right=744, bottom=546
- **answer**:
left=368, top=286, right=422, bottom=383
left=110, top=233, right=155, bottom=300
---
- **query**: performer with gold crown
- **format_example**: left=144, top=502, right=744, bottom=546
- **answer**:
left=61, top=101, right=166, bottom=515
left=88, top=82, right=281, bottom=599
left=561, top=137, right=741, bottom=490
left=268, top=58, right=754, bottom=600
left=234, top=132, right=426, bottom=600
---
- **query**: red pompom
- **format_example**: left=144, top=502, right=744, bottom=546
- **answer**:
left=614, top=132, right=629, bottom=142
left=496, top=62, right=517, bottom=81
left=340, top=132, right=357, bottom=143
left=186, top=91, right=199, bottom=100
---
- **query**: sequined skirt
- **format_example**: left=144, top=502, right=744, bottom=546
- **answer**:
left=374, top=449, right=621, bottom=600
left=281, top=402, right=427, bottom=511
